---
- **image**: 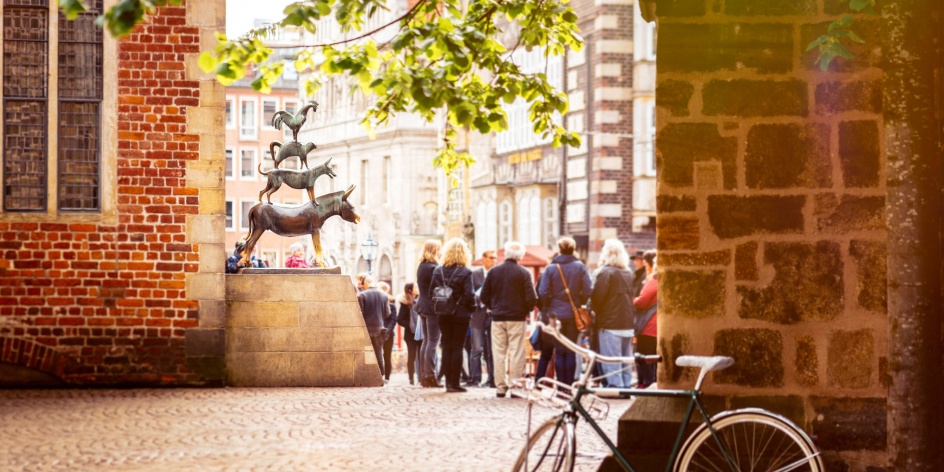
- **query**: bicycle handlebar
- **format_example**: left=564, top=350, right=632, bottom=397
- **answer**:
left=535, top=316, right=662, bottom=366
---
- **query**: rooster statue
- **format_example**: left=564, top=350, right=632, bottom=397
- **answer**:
left=272, top=100, right=318, bottom=142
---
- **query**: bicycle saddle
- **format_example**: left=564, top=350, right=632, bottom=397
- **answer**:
left=676, top=356, right=734, bottom=372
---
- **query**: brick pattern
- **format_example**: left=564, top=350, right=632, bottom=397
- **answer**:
left=0, top=6, right=210, bottom=386
left=654, top=1, right=886, bottom=467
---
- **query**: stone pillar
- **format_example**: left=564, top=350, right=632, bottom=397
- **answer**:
left=621, top=1, right=888, bottom=469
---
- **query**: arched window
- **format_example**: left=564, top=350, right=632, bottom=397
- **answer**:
left=543, top=198, right=558, bottom=248
left=499, top=200, right=512, bottom=247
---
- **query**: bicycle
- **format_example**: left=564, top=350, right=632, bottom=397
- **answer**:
left=511, top=317, right=823, bottom=472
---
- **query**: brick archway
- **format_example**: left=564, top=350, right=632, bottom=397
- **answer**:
left=0, top=338, right=68, bottom=381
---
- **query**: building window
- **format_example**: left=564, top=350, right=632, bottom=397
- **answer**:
left=225, top=200, right=234, bottom=229
left=225, top=149, right=234, bottom=179
left=239, top=99, right=257, bottom=140
left=634, top=101, right=657, bottom=177
left=225, top=98, right=235, bottom=129
left=2, top=0, right=104, bottom=212
left=240, top=200, right=253, bottom=229
left=240, top=148, right=256, bottom=179
left=543, top=197, right=557, bottom=248
left=517, top=196, right=530, bottom=247
left=383, top=155, right=392, bottom=204
left=360, top=159, right=369, bottom=205
left=262, top=99, right=277, bottom=129
left=486, top=200, right=497, bottom=251
left=475, top=201, right=487, bottom=256
left=499, top=200, right=512, bottom=247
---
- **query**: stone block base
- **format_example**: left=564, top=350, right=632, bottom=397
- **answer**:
left=225, top=273, right=382, bottom=387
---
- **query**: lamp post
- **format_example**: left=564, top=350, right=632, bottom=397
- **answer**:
left=360, top=233, right=379, bottom=274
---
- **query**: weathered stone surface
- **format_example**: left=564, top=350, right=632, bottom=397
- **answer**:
left=185, top=356, right=226, bottom=382
left=659, top=250, right=730, bottom=266
left=734, top=242, right=758, bottom=281
left=229, top=328, right=335, bottom=353
left=660, top=333, right=694, bottom=384
left=185, top=328, right=225, bottom=356
left=827, top=329, right=873, bottom=388
left=738, top=241, right=844, bottom=324
left=656, top=195, right=696, bottom=213
left=839, top=120, right=881, bottom=188
left=815, top=80, right=882, bottom=115
left=226, top=274, right=357, bottom=302
left=795, top=335, right=818, bottom=387
left=713, top=329, right=784, bottom=388
left=729, top=395, right=806, bottom=430
left=662, top=270, right=726, bottom=318
left=199, top=299, right=226, bottom=328
left=226, top=352, right=359, bottom=387
left=707, top=195, right=805, bottom=239
left=226, top=301, right=299, bottom=328
left=745, top=123, right=831, bottom=189
left=659, top=123, right=737, bottom=189
left=814, top=194, right=885, bottom=233
left=811, top=396, right=886, bottom=451
left=849, top=240, right=887, bottom=312
left=657, top=216, right=700, bottom=250
left=878, top=356, right=888, bottom=388
left=659, top=23, right=793, bottom=74
left=801, top=20, right=881, bottom=72
left=655, top=80, right=693, bottom=116
left=704, top=80, right=808, bottom=117
left=654, top=0, right=706, bottom=17
left=299, top=301, right=365, bottom=327
left=725, top=0, right=816, bottom=15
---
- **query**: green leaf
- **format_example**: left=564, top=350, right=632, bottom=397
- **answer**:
left=59, top=0, right=88, bottom=20
left=197, top=52, right=218, bottom=73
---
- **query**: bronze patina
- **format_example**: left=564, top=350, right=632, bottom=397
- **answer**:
left=272, top=100, right=318, bottom=142
left=257, top=156, right=337, bottom=204
left=238, top=186, right=361, bottom=268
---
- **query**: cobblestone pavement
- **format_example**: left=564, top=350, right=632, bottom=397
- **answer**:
left=0, top=373, right=632, bottom=471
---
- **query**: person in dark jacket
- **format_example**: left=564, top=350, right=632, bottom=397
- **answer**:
left=396, top=283, right=421, bottom=385
left=590, top=239, right=636, bottom=388
left=427, top=238, right=476, bottom=393
left=631, top=250, right=646, bottom=297
left=378, top=281, right=397, bottom=382
left=481, top=241, right=537, bottom=398
left=534, top=253, right=559, bottom=381
left=415, top=239, right=443, bottom=388
left=357, top=275, right=389, bottom=378
left=468, top=249, right=497, bottom=388
left=537, top=237, right=592, bottom=387
left=225, top=239, right=264, bottom=273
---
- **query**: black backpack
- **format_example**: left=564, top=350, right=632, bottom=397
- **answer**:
left=431, top=266, right=459, bottom=316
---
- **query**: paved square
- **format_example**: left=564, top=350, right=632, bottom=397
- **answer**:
left=0, top=374, right=629, bottom=471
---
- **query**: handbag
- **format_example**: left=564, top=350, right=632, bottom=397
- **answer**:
left=556, top=264, right=592, bottom=331
left=529, top=326, right=542, bottom=351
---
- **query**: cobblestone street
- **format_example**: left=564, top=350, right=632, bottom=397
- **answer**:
left=0, top=374, right=630, bottom=471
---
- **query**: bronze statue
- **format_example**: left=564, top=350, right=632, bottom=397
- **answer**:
left=272, top=100, right=318, bottom=142
left=269, top=140, right=318, bottom=169
left=257, top=156, right=337, bottom=204
left=239, top=185, right=360, bottom=268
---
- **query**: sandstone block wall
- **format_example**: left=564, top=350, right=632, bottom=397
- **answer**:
left=654, top=1, right=886, bottom=468
left=0, top=1, right=226, bottom=386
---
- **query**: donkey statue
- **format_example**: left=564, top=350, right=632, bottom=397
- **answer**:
left=239, top=185, right=360, bottom=268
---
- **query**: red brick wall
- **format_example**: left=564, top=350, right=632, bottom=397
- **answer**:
left=0, top=6, right=212, bottom=386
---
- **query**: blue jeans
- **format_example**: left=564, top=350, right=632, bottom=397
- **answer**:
left=553, top=318, right=578, bottom=386
left=598, top=330, right=634, bottom=388
left=419, top=315, right=442, bottom=381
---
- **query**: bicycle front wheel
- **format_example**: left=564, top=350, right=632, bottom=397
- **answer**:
left=513, top=415, right=577, bottom=472
left=674, top=409, right=823, bottom=472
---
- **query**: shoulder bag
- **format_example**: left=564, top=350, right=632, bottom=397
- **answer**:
left=557, top=264, right=592, bottom=331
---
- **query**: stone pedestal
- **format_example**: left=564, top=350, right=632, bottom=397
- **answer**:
left=225, top=273, right=382, bottom=387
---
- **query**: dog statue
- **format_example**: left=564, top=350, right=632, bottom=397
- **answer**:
left=257, top=156, right=337, bottom=205
left=270, top=141, right=317, bottom=169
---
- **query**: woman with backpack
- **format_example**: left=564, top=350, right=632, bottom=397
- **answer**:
left=396, top=282, right=421, bottom=385
left=427, top=238, right=476, bottom=393
left=415, top=239, right=443, bottom=388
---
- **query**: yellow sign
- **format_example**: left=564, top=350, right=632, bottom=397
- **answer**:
left=508, top=149, right=543, bottom=164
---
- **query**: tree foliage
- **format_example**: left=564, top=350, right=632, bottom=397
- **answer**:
left=75, top=0, right=583, bottom=176
left=806, top=0, right=876, bottom=70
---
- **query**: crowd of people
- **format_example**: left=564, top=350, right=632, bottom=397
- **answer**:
left=355, top=236, right=659, bottom=394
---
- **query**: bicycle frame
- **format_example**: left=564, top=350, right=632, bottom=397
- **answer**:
left=527, top=319, right=742, bottom=472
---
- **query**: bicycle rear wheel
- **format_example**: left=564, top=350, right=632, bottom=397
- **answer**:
left=513, top=415, right=576, bottom=472
left=674, top=409, right=823, bottom=472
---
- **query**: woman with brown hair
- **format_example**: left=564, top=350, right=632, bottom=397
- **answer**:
left=427, top=238, right=476, bottom=392
left=415, top=239, right=443, bottom=387
left=396, top=282, right=421, bottom=385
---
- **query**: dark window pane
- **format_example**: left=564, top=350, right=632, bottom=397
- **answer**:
left=58, top=102, right=100, bottom=210
left=3, top=100, right=47, bottom=211
left=3, top=5, right=48, bottom=98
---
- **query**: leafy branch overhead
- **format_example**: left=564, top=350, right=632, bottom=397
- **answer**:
left=806, top=0, right=876, bottom=70
left=69, top=0, right=584, bottom=175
